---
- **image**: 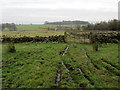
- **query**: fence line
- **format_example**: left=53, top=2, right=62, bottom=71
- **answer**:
left=2, top=35, right=66, bottom=43
left=65, top=31, right=119, bottom=44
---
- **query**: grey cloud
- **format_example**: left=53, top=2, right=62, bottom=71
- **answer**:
left=2, top=8, right=117, bottom=24
left=1, top=0, right=119, bottom=23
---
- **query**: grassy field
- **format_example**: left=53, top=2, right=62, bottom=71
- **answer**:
left=2, top=30, right=64, bottom=37
left=0, top=43, right=2, bottom=89
left=2, top=42, right=119, bottom=88
left=2, top=24, right=87, bottom=37
left=16, top=24, right=86, bottom=31
left=2, top=25, right=65, bottom=37
left=16, top=25, right=55, bottom=31
left=1, top=25, right=119, bottom=88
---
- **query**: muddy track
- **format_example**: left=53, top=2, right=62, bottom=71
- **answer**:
left=82, top=48, right=100, bottom=69
left=62, top=61, right=94, bottom=88
left=101, top=58, right=120, bottom=70
left=60, top=45, right=81, bottom=87
left=53, top=45, right=70, bottom=88
left=102, top=62, right=120, bottom=76
left=55, top=70, right=61, bottom=87
left=78, top=67, right=95, bottom=86
left=62, top=61, right=95, bottom=88
left=58, top=45, right=77, bottom=87
left=62, top=45, right=70, bottom=56
left=61, top=45, right=70, bottom=72
left=82, top=48, right=120, bottom=76
left=61, top=61, right=75, bottom=81
left=60, top=45, right=95, bottom=88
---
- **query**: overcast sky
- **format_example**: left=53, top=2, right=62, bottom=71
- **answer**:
left=0, top=0, right=119, bottom=24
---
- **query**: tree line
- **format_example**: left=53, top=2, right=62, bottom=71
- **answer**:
left=2, top=23, right=17, bottom=31
left=82, top=19, right=120, bottom=31
left=45, top=20, right=89, bottom=25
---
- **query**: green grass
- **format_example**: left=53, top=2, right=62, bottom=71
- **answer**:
left=2, top=42, right=67, bottom=88
left=0, top=43, right=2, bottom=89
left=2, top=24, right=87, bottom=38
left=16, top=25, right=56, bottom=31
left=86, top=44, right=119, bottom=68
left=2, top=42, right=119, bottom=88
left=16, top=24, right=87, bottom=31
left=2, top=25, right=65, bottom=37
left=2, top=30, right=64, bottom=37
left=63, top=43, right=119, bottom=88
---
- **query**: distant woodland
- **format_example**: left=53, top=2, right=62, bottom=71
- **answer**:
left=44, top=20, right=89, bottom=25
left=1, top=19, right=120, bottom=31
left=2, top=23, right=17, bottom=31
left=83, top=19, right=120, bottom=31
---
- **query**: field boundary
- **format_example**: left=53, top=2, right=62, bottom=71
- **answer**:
left=2, top=35, right=66, bottom=43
